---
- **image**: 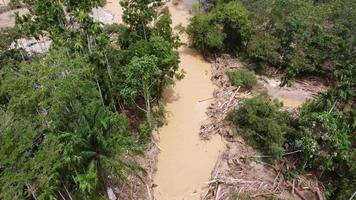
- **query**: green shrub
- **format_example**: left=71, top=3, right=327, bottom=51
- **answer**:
left=226, top=69, right=257, bottom=89
left=187, top=2, right=251, bottom=53
left=229, top=95, right=296, bottom=160
left=211, top=2, right=251, bottom=51
left=290, top=93, right=356, bottom=200
left=187, top=12, right=226, bottom=52
left=247, top=33, right=281, bottom=67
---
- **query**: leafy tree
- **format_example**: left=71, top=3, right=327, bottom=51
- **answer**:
left=126, top=36, right=181, bottom=93
left=247, top=33, right=281, bottom=68
left=0, top=49, right=141, bottom=199
left=118, top=55, right=161, bottom=127
left=152, top=7, right=180, bottom=47
left=187, top=8, right=226, bottom=52
left=120, top=0, right=161, bottom=40
left=187, top=2, right=251, bottom=53
left=210, top=2, right=251, bottom=51
left=62, top=102, right=142, bottom=199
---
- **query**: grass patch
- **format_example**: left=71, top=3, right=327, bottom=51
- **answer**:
left=226, top=69, right=257, bottom=90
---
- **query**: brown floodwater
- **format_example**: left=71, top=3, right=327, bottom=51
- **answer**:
left=153, top=1, right=225, bottom=199
left=262, top=78, right=314, bottom=108
left=153, top=47, right=225, bottom=199
left=100, top=2, right=226, bottom=198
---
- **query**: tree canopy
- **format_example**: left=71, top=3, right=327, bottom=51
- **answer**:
left=0, top=0, right=181, bottom=198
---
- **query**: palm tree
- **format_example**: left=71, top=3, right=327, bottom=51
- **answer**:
left=62, top=102, right=143, bottom=198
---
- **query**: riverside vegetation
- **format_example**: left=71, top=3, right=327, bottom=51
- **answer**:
left=188, top=0, right=355, bottom=199
left=0, top=0, right=182, bottom=199
left=0, top=0, right=354, bottom=199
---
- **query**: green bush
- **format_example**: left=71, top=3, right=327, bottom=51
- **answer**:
left=226, top=69, right=257, bottom=89
left=290, top=92, right=356, bottom=200
left=247, top=33, right=281, bottom=67
left=187, top=12, right=226, bottom=52
left=229, top=95, right=296, bottom=160
left=187, top=2, right=251, bottom=53
left=211, top=2, right=251, bottom=51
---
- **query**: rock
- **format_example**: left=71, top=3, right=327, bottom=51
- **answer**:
left=91, top=7, right=114, bottom=25
left=11, top=38, right=51, bottom=54
left=107, top=187, right=117, bottom=200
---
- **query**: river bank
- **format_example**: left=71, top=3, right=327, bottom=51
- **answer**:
left=0, top=0, right=328, bottom=199
left=101, top=0, right=326, bottom=199
left=199, top=55, right=326, bottom=200
left=153, top=0, right=225, bottom=199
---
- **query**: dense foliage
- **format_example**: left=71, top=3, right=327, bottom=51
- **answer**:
left=230, top=92, right=355, bottom=199
left=230, top=95, right=296, bottom=160
left=226, top=69, right=257, bottom=90
left=0, top=50, right=141, bottom=199
left=294, top=77, right=355, bottom=199
left=241, top=0, right=356, bottom=85
left=189, top=0, right=355, bottom=84
left=190, top=1, right=355, bottom=199
left=0, top=0, right=181, bottom=199
left=187, top=2, right=250, bottom=53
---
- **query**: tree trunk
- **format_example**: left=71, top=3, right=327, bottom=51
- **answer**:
left=144, top=84, right=152, bottom=128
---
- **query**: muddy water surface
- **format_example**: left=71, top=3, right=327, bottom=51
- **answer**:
left=153, top=1, right=225, bottom=199
left=262, top=78, right=316, bottom=108
left=100, top=2, right=225, bottom=198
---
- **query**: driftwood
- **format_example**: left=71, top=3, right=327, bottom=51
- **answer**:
left=201, top=55, right=325, bottom=199
left=215, top=184, right=221, bottom=200
left=146, top=184, right=152, bottom=200
left=251, top=192, right=280, bottom=198
left=199, top=56, right=246, bottom=139
left=288, top=182, right=307, bottom=200
left=199, top=97, right=214, bottom=102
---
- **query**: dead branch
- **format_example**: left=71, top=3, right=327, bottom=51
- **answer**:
left=146, top=184, right=152, bottom=200
left=288, top=183, right=307, bottom=200
left=349, top=191, right=356, bottom=200
left=215, top=184, right=221, bottom=200
left=251, top=192, right=280, bottom=198
left=224, top=86, right=240, bottom=111
left=199, top=97, right=214, bottom=102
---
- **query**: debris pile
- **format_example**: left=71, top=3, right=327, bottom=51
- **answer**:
left=200, top=55, right=324, bottom=200
left=202, top=142, right=323, bottom=200
left=199, top=55, right=251, bottom=139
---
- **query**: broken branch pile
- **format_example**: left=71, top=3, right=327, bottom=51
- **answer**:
left=200, top=55, right=250, bottom=139
left=200, top=55, right=325, bottom=200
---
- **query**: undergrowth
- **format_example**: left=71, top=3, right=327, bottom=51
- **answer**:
left=226, top=69, right=257, bottom=90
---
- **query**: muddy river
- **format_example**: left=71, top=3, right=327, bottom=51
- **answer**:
left=0, top=0, right=314, bottom=199
left=106, top=0, right=227, bottom=198
left=153, top=1, right=225, bottom=199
